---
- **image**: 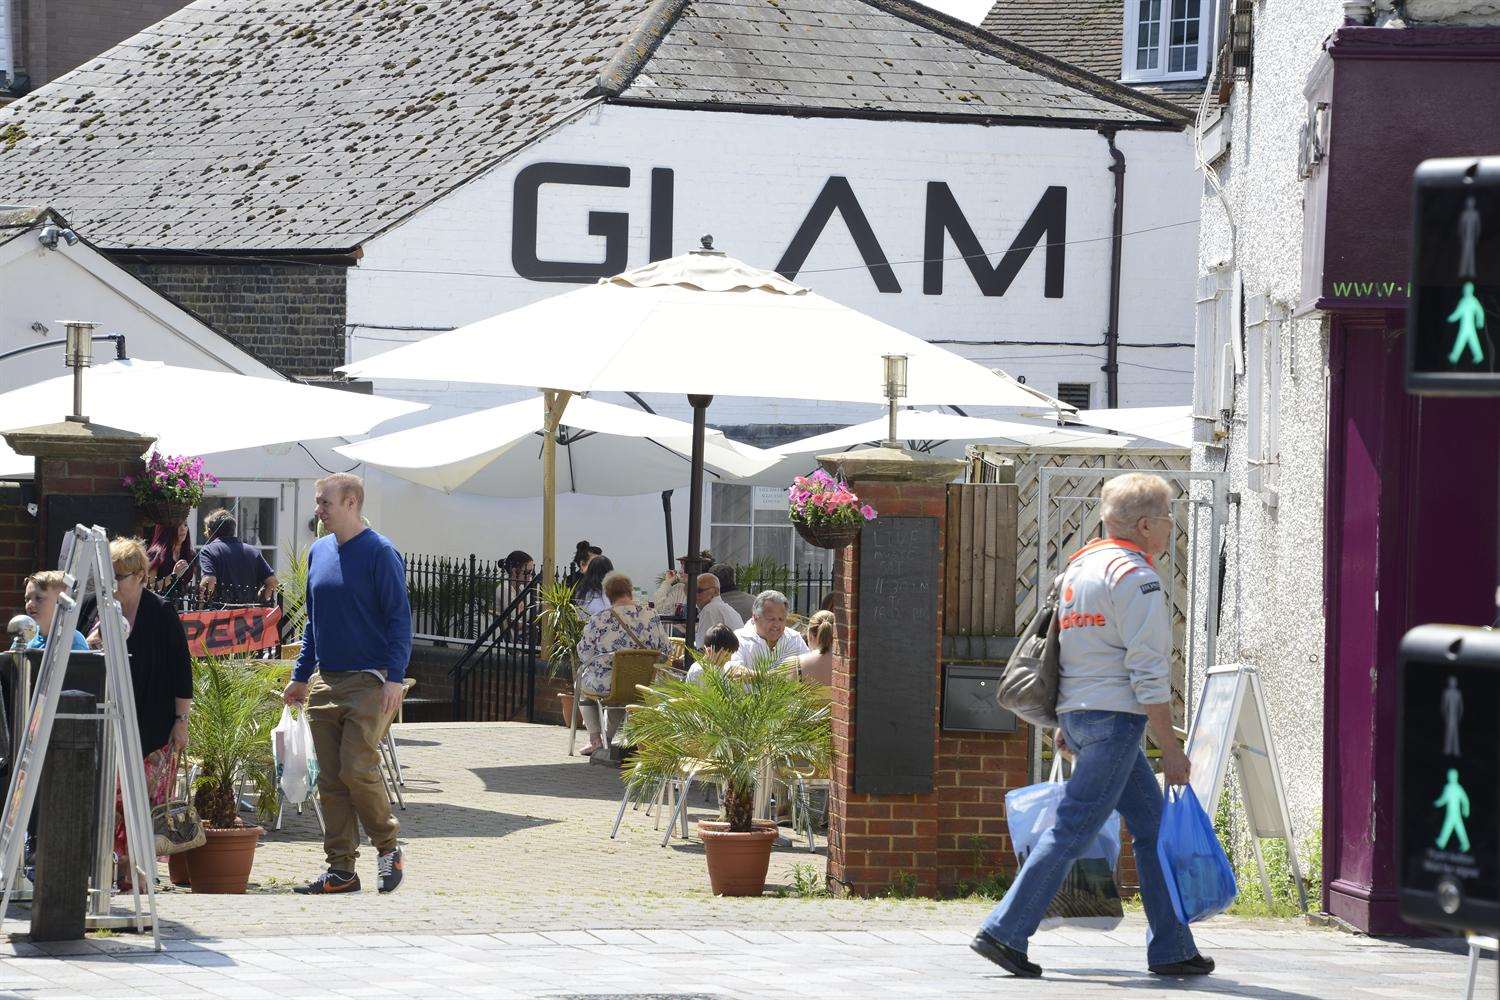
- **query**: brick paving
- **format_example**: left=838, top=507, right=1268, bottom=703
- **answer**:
left=0, top=722, right=1486, bottom=998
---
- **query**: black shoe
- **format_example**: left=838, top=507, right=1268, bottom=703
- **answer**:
left=377, top=847, right=404, bottom=894
left=292, top=869, right=360, bottom=895
left=1149, top=953, right=1215, bottom=976
left=970, top=931, right=1042, bottom=978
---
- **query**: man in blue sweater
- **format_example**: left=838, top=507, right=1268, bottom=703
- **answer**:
left=284, top=473, right=411, bottom=895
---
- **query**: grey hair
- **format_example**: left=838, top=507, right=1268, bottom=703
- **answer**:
left=752, top=590, right=790, bottom=616
left=1100, top=473, right=1172, bottom=535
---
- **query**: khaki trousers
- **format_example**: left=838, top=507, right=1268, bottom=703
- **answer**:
left=306, top=671, right=399, bottom=871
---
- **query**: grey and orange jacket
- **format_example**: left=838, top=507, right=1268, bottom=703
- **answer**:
left=1053, top=537, right=1171, bottom=716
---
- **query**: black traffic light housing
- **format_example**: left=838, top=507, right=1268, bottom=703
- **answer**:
left=1396, top=625, right=1500, bottom=934
left=1408, top=156, right=1500, bottom=395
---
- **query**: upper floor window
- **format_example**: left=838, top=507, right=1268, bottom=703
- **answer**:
left=1123, top=0, right=1213, bottom=83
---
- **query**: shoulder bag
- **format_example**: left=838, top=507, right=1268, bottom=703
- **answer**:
left=998, top=573, right=1063, bottom=728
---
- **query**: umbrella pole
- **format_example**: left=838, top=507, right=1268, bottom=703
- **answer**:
left=661, top=490, right=675, bottom=568
left=541, top=388, right=572, bottom=649
left=682, top=394, right=712, bottom=653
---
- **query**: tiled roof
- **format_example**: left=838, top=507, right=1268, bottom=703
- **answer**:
left=982, top=0, right=1207, bottom=111
left=982, top=0, right=1125, bottom=79
left=0, top=0, right=1186, bottom=254
left=614, top=0, right=1185, bottom=125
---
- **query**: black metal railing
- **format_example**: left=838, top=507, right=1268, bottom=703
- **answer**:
left=738, top=564, right=836, bottom=618
left=449, top=574, right=541, bottom=723
left=406, top=553, right=507, bottom=643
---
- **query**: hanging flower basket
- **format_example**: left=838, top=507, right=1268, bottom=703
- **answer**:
left=139, top=498, right=191, bottom=527
left=126, top=453, right=217, bottom=528
left=793, top=518, right=863, bottom=551
left=787, top=470, right=877, bottom=551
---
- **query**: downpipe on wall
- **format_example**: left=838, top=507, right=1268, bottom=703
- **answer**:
left=1100, top=129, right=1126, bottom=408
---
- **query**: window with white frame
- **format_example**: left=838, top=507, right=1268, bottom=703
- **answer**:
left=1123, top=0, right=1214, bottom=82
left=710, top=484, right=833, bottom=570
left=1193, top=267, right=1241, bottom=444
left=195, top=483, right=287, bottom=571
left=1245, top=295, right=1284, bottom=498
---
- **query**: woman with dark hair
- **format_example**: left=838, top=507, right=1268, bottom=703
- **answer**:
left=494, top=550, right=535, bottom=613
left=146, top=522, right=196, bottom=591
left=565, top=541, right=591, bottom=587
left=575, top=556, right=613, bottom=616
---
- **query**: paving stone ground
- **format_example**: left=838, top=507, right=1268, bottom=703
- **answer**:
left=0, top=722, right=1489, bottom=998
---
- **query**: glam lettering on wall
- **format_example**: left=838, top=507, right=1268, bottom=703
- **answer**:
left=511, top=161, right=1067, bottom=297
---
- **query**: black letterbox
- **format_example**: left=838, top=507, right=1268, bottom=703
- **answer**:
left=941, top=664, right=1017, bottom=733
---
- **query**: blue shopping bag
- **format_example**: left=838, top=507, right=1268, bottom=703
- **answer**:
left=1157, top=784, right=1237, bottom=923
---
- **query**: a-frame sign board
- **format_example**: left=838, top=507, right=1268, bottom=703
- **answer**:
left=1185, top=662, right=1308, bottom=913
left=0, top=525, right=160, bottom=949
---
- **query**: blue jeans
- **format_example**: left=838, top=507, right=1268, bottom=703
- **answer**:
left=980, top=709, right=1197, bottom=967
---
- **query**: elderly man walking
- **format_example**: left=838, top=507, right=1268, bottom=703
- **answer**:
left=728, top=590, right=808, bottom=668
left=693, top=572, right=744, bottom=646
left=284, top=473, right=411, bottom=896
left=971, top=473, right=1213, bottom=979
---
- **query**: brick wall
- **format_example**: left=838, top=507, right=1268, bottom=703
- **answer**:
left=119, top=259, right=347, bottom=378
left=828, top=473, right=1034, bottom=897
left=13, top=1, right=194, bottom=90
left=0, top=483, right=36, bottom=614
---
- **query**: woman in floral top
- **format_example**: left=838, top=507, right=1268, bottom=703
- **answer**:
left=575, top=571, right=674, bottom=756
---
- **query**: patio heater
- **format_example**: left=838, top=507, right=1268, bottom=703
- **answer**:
left=882, top=353, right=908, bottom=448
left=61, top=320, right=97, bottom=421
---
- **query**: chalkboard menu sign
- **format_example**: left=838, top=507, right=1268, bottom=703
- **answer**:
left=854, top=515, right=939, bottom=794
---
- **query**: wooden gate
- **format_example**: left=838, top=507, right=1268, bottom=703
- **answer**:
left=943, top=482, right=1018, bottom=637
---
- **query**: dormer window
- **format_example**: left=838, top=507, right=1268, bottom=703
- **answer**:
left=1122, top=0, right=1213, bottom=83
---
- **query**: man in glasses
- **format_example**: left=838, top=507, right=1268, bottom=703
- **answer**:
left=692, top=572, right=743, bottom=647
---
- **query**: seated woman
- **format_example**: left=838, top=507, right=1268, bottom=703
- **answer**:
left=146, top=522, right=196, bottom=593
left=22, top=571, right=89, bottom=650
left=574, top=571, right=673, bottom=756
left=574, top=556, right=614, bottom=618
left=685, top=623, right=740, bottom=684
left=797, top=610, right=836, bottom=688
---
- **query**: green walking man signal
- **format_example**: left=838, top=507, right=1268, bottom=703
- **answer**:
left=1447, top=282, right=1487, bottom=365
left=1434, top=768, right=1471, bottom=853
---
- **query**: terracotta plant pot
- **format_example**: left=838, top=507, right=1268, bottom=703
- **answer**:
left=167, top=850, right=193, bottom=887
left=186, top=826, right=262, bottom=894
left=698, top=819, right=778, bottom=896
left=558, top=693, right=575, bottom=727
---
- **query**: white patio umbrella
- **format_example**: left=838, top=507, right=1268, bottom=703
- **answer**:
left=341, top=240, right=1068, bottom=645
left=0, top=359, right=424, bottom=476
left=1069, top=406, right=1191, bottom=449
left=733, top=409, right=1131, bottom=487
left=334, top=395, right=778, bottom=497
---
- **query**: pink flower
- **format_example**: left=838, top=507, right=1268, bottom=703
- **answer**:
left=122, top=474, right=135, bottom=487
left=861, top=505, right=877, bottom=521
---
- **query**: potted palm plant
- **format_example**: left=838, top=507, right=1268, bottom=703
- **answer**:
left=538, top=579, right=585, bottom=724
left=622, top=654, right=831, bottom=896
left=184, top=657, right=282, bottom=893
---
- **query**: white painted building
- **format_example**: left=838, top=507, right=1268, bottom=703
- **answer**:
left=0, top=0, right=1200, bottom=585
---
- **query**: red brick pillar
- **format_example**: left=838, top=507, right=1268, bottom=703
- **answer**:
left=3, top=420, right=154, bottom=576
left=823, top=449, right=1035, bottom=898
left=0, top=483, right=38, bottom=614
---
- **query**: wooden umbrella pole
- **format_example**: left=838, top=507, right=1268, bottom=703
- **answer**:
left=540, top=388, right=572, bottom=651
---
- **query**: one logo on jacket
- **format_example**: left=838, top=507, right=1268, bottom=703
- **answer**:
left=1059, top=610, right=1107, bottom=629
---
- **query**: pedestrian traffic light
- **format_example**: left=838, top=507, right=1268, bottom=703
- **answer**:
left=1397, top=625, right=1500, bottom=934
left=1408, top=156, right=1500, bottom=395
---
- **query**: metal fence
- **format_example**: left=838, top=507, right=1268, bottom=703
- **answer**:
left=406, top=553, right=509, bottom=643
left=450, top=575, right=541, bottom=722
left=737, top=564, right=836, bottom=618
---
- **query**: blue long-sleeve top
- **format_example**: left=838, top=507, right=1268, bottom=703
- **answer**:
left=294, top=528, right=412, bottom=684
